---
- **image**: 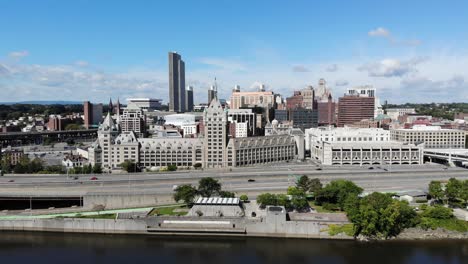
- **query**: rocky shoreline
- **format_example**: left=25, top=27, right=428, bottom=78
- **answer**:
left=395, top=227, right=468, bottom=240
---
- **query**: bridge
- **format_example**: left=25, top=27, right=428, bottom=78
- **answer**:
left=0, top=129, right=97, bottom=147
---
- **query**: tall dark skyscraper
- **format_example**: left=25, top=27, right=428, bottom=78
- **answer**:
left=208, top=85, right=217, bottom=104
left=186, top=86, right=194, bottom=112
left=168, top=52, right=186, bottom=112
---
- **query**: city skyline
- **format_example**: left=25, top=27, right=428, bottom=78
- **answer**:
left=1, top=0, right=468, bottom=103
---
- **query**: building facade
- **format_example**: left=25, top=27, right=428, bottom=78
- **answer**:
left=227, top=109, right=257, bottom=136
left=312, top=141, right=423, bottom=166
left=390, top=126, right=466, bottom=149
left=386, top=108, right=416, bottom=120
left=337, top=95, right=375, bottom=127
left=305, top=126, right=390, bottom=151
left=186, top=86, right=194, bottom=112
left=83, top=101, right=103, bottom=129
left=89, top=98, right=299, bottom=171
left=168, top=52, right=186, bottom=112
left=120, top=106, right=146, bottom=138
left=126, top=98, right=162, bottom=111
left=203, top=98, right=229, bottom=168
left=230, top=90, right=276, bottom=110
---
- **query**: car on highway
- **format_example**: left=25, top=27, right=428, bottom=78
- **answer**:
left=247, top=179, right=256, bottom=182
left=368, top=167, right=374, bottom=170
left=90, top=176, right=98, bottom=180
left=172, top=185, right=178, bottom=190
left=316, top=168, right=322, bottom=171
left=7, top=179, right=14, bottom=183
left=73, top=176, right=79, bottom=180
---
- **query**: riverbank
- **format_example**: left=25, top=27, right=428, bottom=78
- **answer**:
left=396, top=227, right=468, bottom=240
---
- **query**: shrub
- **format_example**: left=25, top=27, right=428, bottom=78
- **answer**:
left=240, top=194, right=248, bottom=202
left=421, top=206, right=453, bottom=219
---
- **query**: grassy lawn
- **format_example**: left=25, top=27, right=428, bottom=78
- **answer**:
left=418, top=217, right=468, bottom=232
left=56, top=213, right=117, bottom=219
left=76, top=213, right=117, bottom=219
left=149, top=205, right=189, bottom=216
left=326, top=224, right=354, bottom=236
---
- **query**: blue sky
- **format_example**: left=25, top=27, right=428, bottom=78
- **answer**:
left=1, top=0, right=468, bottom=103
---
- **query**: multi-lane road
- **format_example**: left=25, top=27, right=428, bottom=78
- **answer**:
left=1, top=163, right=467, bottom=196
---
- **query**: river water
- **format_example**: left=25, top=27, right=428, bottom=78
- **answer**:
left=0, top=231, right=467, bottom=264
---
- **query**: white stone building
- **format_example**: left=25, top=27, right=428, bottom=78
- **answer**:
left=89, top=98, right=299, bottom=171
left=312, top=141, right=423, bottom=166
left=390, top=125, right=466, bottom=149
left=386, top=108, right=416, bottom=120
left=305, top=126, right=390, bottom=151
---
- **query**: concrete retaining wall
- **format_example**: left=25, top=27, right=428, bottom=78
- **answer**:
left=0, top=219, right=147, bottom=234
left=83, top=193, right=173, bottom=209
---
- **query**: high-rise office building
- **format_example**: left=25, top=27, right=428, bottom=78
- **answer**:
left=168, top=52, right=186, bottom=112
left=186, top=86, right=194, bottom=112
left=208, top=85, right=217, bottom=104
left=83, top=101, right=103, bottom=129
left=337, top=95, right=375, bottom=127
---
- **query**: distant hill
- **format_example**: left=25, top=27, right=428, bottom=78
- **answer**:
left=0, top=101, right=83, bottom=105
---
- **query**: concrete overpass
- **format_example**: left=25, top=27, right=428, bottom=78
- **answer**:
left=424, top=149, right=468, bottom=166
left=1, top=164, right=467, bottom=211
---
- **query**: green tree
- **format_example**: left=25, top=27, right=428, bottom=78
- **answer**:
left=421, top=206, right=453, bottom=219
left=277, top=194, right=292, bottom=209
left=287, top=186, right=305, bottom=197
left=120, top=160, right=140, bottom=173
left=167, top=164, right=177, bottom=171
left=428, top=181, right=444, bottom=203
left=13, top=156, right=31, bottom=173
left=315, top=180, right=363, bottom=210
left=445, top=178, right=462, bottom=201
left=348, top=192, right=417, bottom=239
left=309, top=178, right=323, bottom=195
left=239, top=194, right=249, bottom=202
left=1, top=155, right=12, bottom=174
left=197, top=177, right=222, bottom=197
left=256, top=193, right=277, bottom=208
left=291, top=196, right=309, bottom=211
left=92, top=164, right=103, bottom=174
left=296, top=176, right=322, bottom=194
left=380, top=200, right=417, bottom=238
left=173, top=184, right=198, bottom=205
left=219, top=191, right=235, bottom=198
left=461, top=180, right=468, bottom=206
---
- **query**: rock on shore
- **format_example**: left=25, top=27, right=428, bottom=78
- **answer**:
left=396, top=227, right=468, bottom=240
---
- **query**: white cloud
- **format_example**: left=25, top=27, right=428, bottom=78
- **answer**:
left=74, top=60, right=89, bottom=67
left=368, top=27, right=390, bottom=37
left=326, top=64, right=338, bottom=72
left=249, top=81, right=266, bottom=89
left=358, top=57, right=428, bottom=78
left=8, top=50, right=29, bottom=58
left=368, top=27, right=421, bottom=46
left=292, top=65, right=309, bottom=72
left=335, top=79, right=349, bottom=86
left=0, top=64, right=10, bottom=76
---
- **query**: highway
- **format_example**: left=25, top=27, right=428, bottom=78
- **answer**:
left=1, top=164, right=467, bottom=196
